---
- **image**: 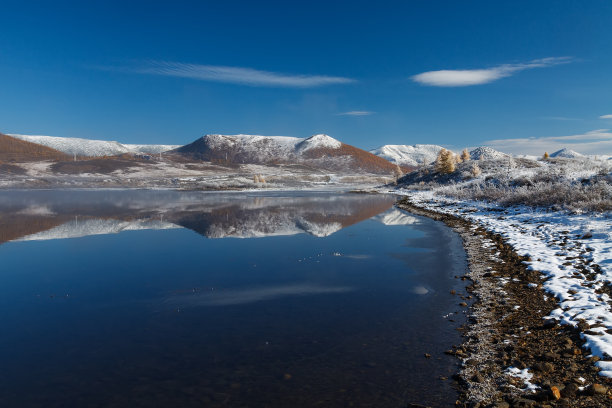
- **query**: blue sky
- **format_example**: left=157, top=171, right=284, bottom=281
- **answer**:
left=1, top=0, right=611, bottom=154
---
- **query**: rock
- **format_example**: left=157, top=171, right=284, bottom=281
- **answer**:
left=493, top=402, right=510, bottom=408
left=533, top=362, right=555, bottom=373
left=550, top=386, right=561, bottom=400
left=586, top=383, right=608, bottom=395
left=576, top=319, right=591, bottom=331
left=471, top=373, right=484, bottom=383
left=424, top=353, right=431, bottom=358
left=560, top=382, right=579, bottom=398
left=511, top=398, right=537, bottom=407
left=459, top=302, right=468, bottom=307
left=543, top=352, right=560, bottom=360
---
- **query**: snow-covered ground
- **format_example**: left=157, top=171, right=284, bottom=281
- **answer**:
left=369, top=144, right=443, bottom=167
left=394, top=189, right=612, bottom=377
left=9, top=134, right=180, bottom=156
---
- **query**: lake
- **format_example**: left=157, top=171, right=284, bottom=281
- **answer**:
left=0, top=190, right=468, bottom=407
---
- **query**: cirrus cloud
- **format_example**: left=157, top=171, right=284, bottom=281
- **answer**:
left=412, top=57, right=573, bottom=87
left=336, top=111, right=374, bottom=116
left=108, top=61, right=355, bottom=88
left=600, top=114, right=612, bottom=119
left=484, top=129, right=612, bottom=156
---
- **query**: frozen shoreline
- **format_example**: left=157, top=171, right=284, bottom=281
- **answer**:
left=395, top=192, right=612, bottom=406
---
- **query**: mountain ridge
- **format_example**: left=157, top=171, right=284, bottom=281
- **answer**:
left=174, top=133, right=398, bottom=174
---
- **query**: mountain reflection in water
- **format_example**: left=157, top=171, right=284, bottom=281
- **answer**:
left=0, top=190, right=403, bottom=243
left=0, top=189, right=466, bottom=408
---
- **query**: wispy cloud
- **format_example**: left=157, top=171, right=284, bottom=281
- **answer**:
left=412, top=57, right=573, bottom=87
left=600, top=114, right=612, bottom=119
left=542, top=116, right=581, bottom=121
left=336, top=111, right=374, bottom=116
left=111, top=61, right=355, bottom=88
left=485, top=129, right=612, bottom=156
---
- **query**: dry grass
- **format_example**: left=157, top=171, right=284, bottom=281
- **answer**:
left=0, top=133, right=69, bottom=162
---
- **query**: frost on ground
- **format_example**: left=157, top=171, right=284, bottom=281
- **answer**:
left=0, top=158, right=394, bottom=191
left=394, top=154, right=612, bottom=378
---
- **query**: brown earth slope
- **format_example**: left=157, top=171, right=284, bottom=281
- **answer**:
left=0, top=133, right=69, bottom=162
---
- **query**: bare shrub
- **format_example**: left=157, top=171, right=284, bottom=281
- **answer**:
left=471, top=164, right=482, bottom=177
left=461, top=148, right=470, bottom=162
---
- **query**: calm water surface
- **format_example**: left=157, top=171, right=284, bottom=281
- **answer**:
left=0, top=190, right=468, bottom=407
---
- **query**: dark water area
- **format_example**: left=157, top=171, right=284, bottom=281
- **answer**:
left=0, top=190, right=468, bottom=407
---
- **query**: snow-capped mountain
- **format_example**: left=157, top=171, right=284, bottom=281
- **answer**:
left=8, top=134, right=180, bottom=157
left=550, top=148, right=584, bottom=159
left=470, top=146, right=510, bottom=161
left=174, top=134, right=398, bottom=174
left=369, top=144, right=444, bottom=167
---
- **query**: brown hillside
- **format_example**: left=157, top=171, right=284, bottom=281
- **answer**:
left=0, top=133, right=69, bottom=162
left=303, top=144, right=399, bottom=174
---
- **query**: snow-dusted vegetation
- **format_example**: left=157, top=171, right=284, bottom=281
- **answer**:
left=395, top=147, right=612, bottom=379
left=399, top=151, right=612, bottom=212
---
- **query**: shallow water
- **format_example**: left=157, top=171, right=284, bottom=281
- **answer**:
left=0, top=190, right=468, bottom=407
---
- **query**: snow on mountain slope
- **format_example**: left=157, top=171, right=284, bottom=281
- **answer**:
left=373, top=208, right=420, bottom=225
left=550, top=148, right=584, bottom=159
left=470, top=146, right=510, bottom=160
left=16, top=218, right=180, bottom=241
left=123, top=144, right=181, bottom=154
left=370, top=144, right=444, bottom=167
left=175, top=133, right=397, bottom=174
left=296, top=134, right=342, bottom=151
left=9, top=134, right=179, bottom=157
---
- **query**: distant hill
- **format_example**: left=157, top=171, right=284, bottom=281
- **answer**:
left=0, top=133, right=69, bottom=162
left=470, top=146, right=509, bottom=161
left=550, top=148, right=584, bottom=159
left=174, top=134, right=399, bottom=174
left=370, top=144, right=444, bottom=167
left=9, top=134, right=179, bottom=157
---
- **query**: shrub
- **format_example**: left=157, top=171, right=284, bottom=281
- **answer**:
left=461, top=148, right=470, bottom=162
left=471, top=163, right=482, bottom=177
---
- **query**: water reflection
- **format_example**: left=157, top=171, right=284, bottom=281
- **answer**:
left=0, top=190, right=396, bottom=242
left=0, top=190, right=466, bottom=408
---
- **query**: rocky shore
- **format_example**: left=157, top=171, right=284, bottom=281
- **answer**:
left=397, top=198, right=611, bottom=408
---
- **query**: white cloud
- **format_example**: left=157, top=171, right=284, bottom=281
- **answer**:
left=484, top=129, right=612, bottom=156
left=600, top=114, right=612, bottom=119
left=412, top=57, right=573, bottom=87
left=336, top=111, right=374, bottom=116
left=118, top=61, right=355, bottom=88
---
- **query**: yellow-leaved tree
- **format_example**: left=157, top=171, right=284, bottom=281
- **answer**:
left=436, top=148, right=456, bottom=174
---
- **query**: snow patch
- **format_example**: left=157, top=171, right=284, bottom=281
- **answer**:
left=9, top=134, right=179, bottom=157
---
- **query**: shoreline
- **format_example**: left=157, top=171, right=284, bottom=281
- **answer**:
left=397, top=197, right=611, bottom=407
